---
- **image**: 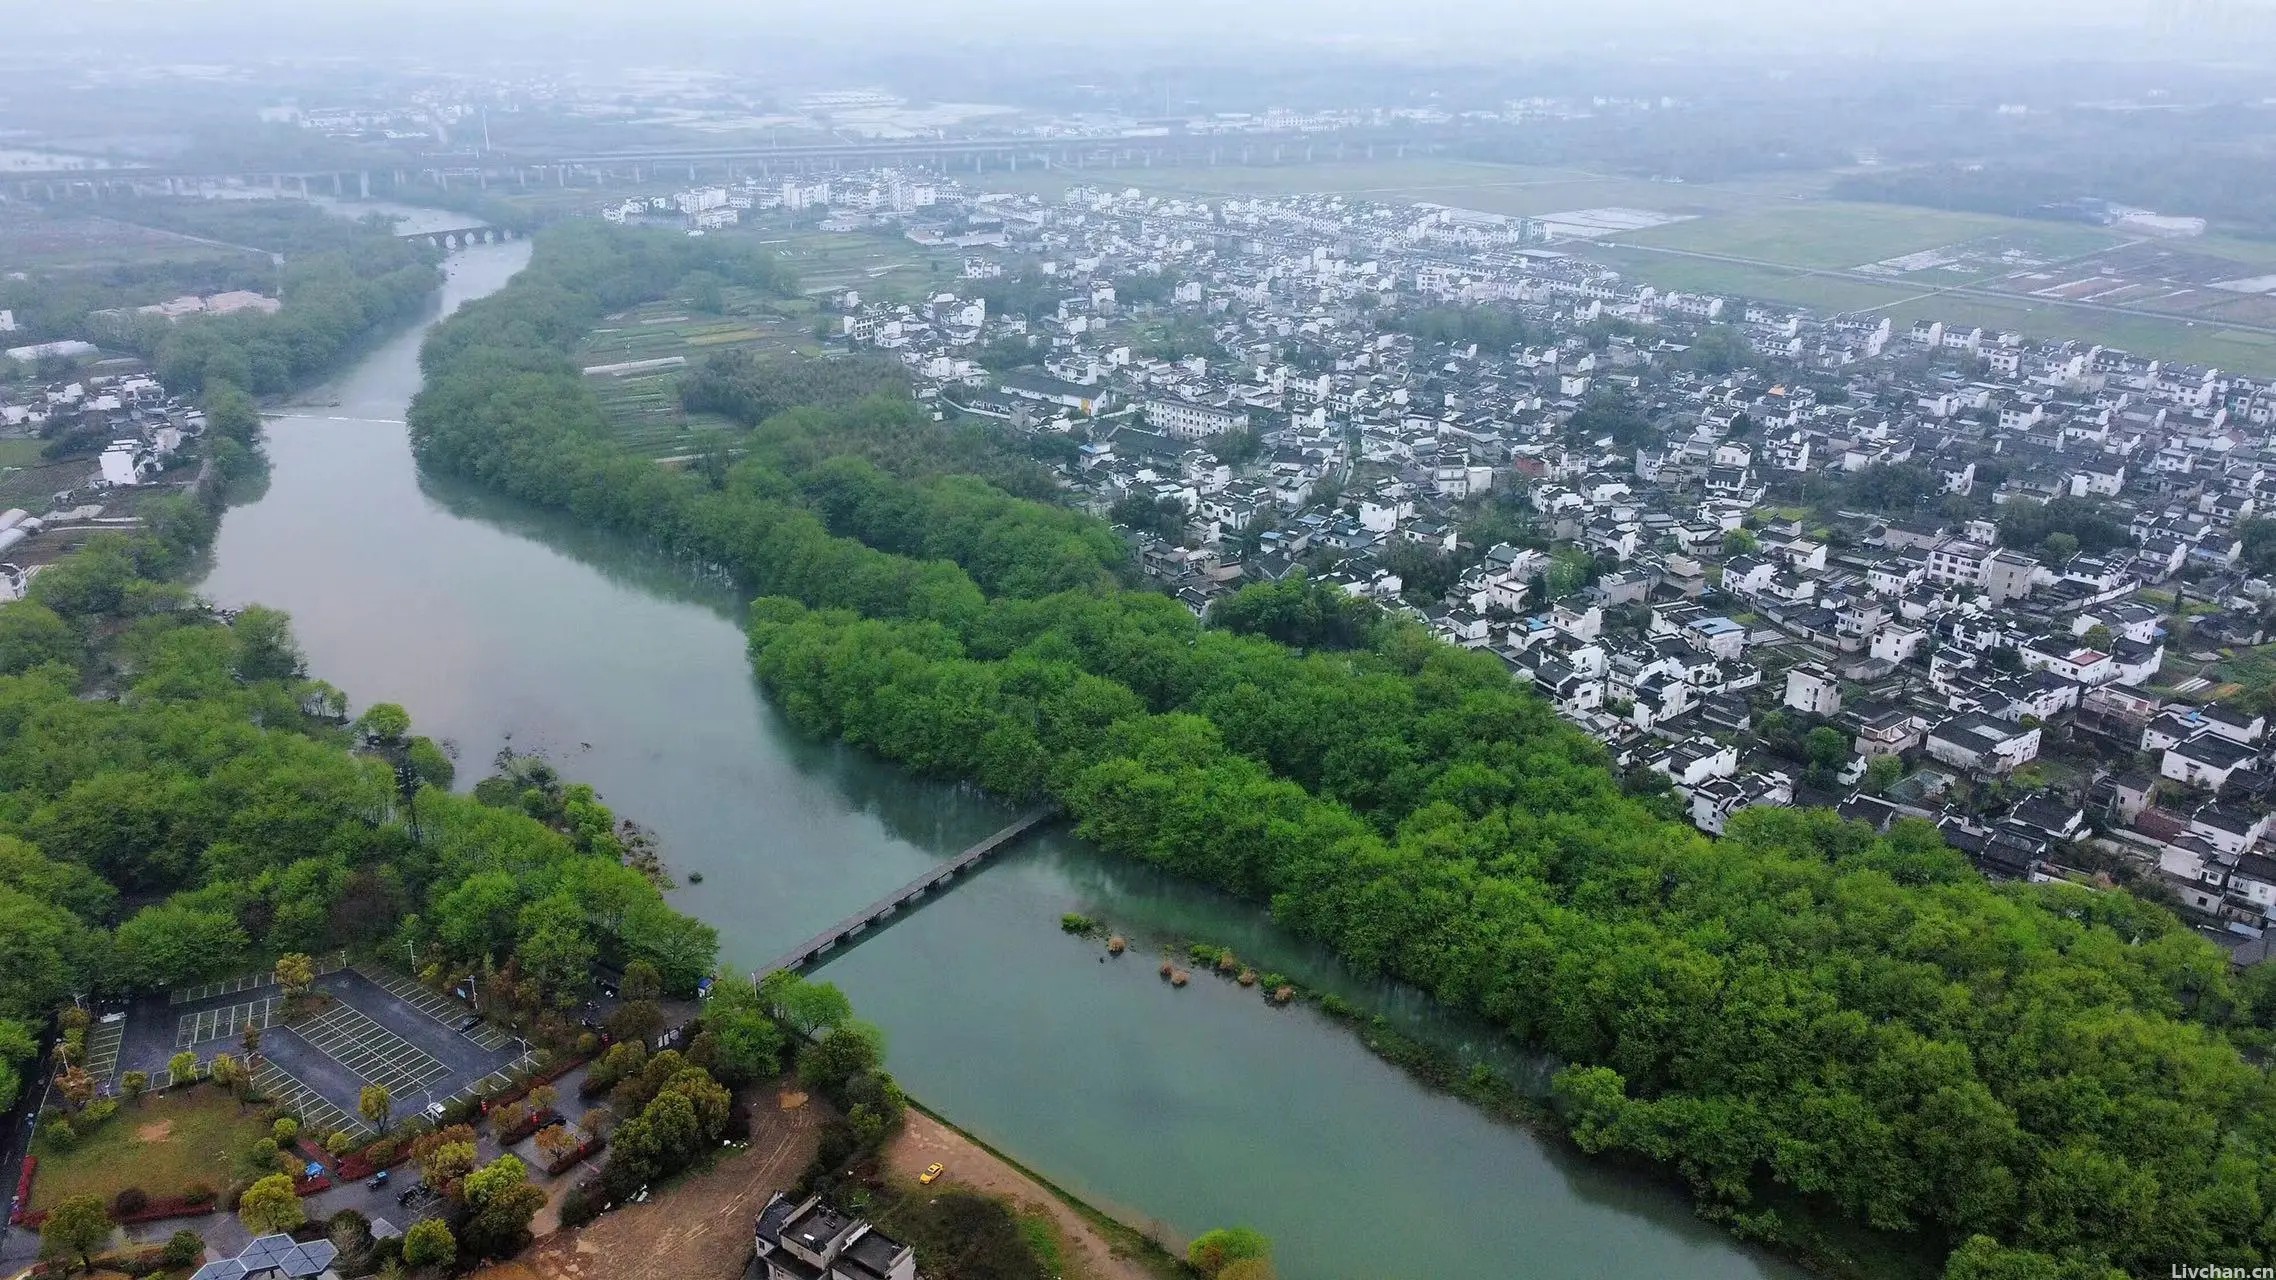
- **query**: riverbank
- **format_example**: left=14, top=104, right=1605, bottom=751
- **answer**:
left=885, top=1104, right=1186, bottom=1280
left=189, top=232, right=1815, bottom=1280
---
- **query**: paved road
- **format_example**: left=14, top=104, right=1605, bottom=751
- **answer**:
left=1596, top=239, right=2276, bottom=338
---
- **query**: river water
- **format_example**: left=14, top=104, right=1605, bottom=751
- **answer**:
left=196, top=238, right=1804, bottom=1280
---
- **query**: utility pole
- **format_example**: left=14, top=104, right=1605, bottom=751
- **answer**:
left=393, top=758, right=423, bottom=845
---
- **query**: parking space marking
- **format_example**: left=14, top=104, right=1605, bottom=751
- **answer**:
left=354, top=963, right=518, bottom=1051
left=175, top=996, right=283, bottom=1049
left=251, top=1059, right=371, bottom=1140
left=169, top=951, right=348, bottom=1004
left=289, top=1002, right=449, bottom=1097
left=81, top=1019, right=124, bottom=1084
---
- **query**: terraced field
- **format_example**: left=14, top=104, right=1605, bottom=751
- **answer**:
left=577, top=297, right=822, bottom=456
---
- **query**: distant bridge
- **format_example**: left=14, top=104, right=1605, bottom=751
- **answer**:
left=754, top=806, right=1058, bottom=981
left=6, top=127, right=1469, bottom=201
left=398, top=224, right=520, bottom=250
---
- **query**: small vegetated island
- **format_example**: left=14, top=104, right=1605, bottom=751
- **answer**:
left=399, top=222, right=2276, bottom=1279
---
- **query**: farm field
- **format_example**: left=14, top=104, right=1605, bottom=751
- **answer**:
left=748, top=226, right=968, bottom=301
left=572, top=223, right=971, bottom=455
left=963, top=157, right=1824, bottom=219
left=29, top=1083, right=269, bottom=1208
left=1607, top=202, right=2119, bottom=270
left=0, top=203, right=253, bottom=271
left=1581, top=246, right=1915, bottom=313
left=1584, top=231, right=2276, bottom=376
left=577, top=292, right=822, bottom=458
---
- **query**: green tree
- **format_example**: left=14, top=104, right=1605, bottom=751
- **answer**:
left=274, top=952, right=315, bottom=998
left=0, top=601, right=81, bottom=675
left=119, top=1070, right=148, bottom=1106
left=113, top=902, right=249, bottom=990
left=230, top=605, right=305, bottom=682
left=1864, top=754, right=1905, bottom=796
left=237, top=1173, right=304, bottom=1235
left=359, top=1083, right=391, bottom=1133
left=1722, top=528, right=1759, bottom=557
left=1804, top=726, right=1851, bottom=770
left=2039, top=532, right=2079, bottom=564
left=354, top=702, right=412, bottom=749
left=166, top=1051, right=197, bottom=1084
left=621, top=959, right=663, bottom=1002
left=38, top=1194, right=112, bottom=1274
left=459, top=1155, right=546, bottom=1259
left=2080, top=623, right=2114, bottom=652
left=765, top=974, right=853, bottom=1038
left=402, top=1218, right=457, bottom=1268
left=419, top=1140, right=478, bottom=1191
left=797, top=1021, right=884, bottom=1095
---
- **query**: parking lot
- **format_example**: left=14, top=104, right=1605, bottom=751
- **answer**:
left=112, top=962, right=530, bottom=1137
left=356, top=964, right=520, bottom=1052
left=176, top=995, right=283, bottom=1048
left=289, top=1002, right=449, bottom=1097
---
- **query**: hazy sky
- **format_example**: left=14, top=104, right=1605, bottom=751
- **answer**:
left=1, top=0, right=2234, bottom=64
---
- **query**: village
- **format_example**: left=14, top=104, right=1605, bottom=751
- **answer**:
left=607, top=166, right=2276, bottom=965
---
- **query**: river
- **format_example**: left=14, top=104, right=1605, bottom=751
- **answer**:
left=196, top=238, right=1806, bottom=1280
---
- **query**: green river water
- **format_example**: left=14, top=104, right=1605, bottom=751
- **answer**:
left=195, top=235, right=1806, bottom=1280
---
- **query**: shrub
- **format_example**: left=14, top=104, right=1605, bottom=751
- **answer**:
left=1059, top=913, right=1095, bottom=933
left=181, top=1182, right=217, bottom=1206
left=162, top=1230, right=204, bottom=1268
left=272, top=1117, right=299, bottom=1144
left=79, top=1098, right=118, bottom=1130
left=112, top=1187, right=149, bottom=1216
left=558, top=1181, right=605, bottom=1229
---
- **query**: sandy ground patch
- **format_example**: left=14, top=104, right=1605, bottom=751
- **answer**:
left=884, top=1111, right=1159, bottom=1280
left=470, top=1092, right=822, bottom=1280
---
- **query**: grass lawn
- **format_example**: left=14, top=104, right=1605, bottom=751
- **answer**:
left=32, top=1084, right=271, bottom=1208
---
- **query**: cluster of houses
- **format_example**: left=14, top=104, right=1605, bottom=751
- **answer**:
left=0, top=367, right=205, bottom=597
left=781, top=173, right=2276, bottom=966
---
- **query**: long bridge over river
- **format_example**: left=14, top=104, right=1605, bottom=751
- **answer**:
left=754, top=805, right=1059, bottom=981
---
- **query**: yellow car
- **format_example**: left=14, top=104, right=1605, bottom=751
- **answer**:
left=919, top=1163, right=946, bottom=1186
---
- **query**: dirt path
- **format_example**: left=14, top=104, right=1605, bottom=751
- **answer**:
left=473, top=1090, right=823, bottom=1280
left=884, top=1111, right=1159, bottom=1280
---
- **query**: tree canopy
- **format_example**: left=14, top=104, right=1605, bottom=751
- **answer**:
left=399, top=221, right=2276, bottom=1279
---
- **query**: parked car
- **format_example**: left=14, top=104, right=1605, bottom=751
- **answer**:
left=919, top=1163, right=945, bottom=1186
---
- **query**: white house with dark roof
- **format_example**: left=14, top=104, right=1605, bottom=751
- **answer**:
left=1927, top=714, right=2041, bottom=775
left=2161, top=733, right=2258, bottom=790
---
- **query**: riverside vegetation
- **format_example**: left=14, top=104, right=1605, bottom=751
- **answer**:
left=403, top=221, right=2276, bottom=1279
left=0, top=224, right=1076, bottom=1280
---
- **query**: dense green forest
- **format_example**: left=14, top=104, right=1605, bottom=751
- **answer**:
left=148, top=238, right=440, bottom=395
left=406, top=223, right=2276, bottom=1279
left=0, top=443, right=717, bottom=1116
left=0, top=227, right=704, bottom=1120
left=0, top=199, right=439, bottom=363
